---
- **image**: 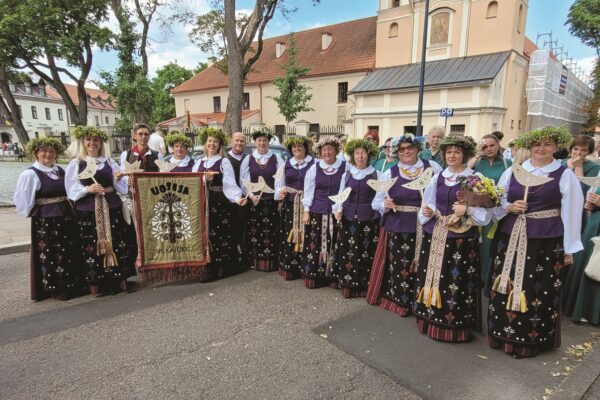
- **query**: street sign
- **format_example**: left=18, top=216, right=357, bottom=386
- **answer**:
left=440, top=108, right=454, bottom=117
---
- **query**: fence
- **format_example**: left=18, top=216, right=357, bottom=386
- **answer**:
left=242, top=124, right=345, bottom=143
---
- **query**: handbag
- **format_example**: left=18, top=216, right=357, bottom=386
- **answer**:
left=584, top=236, right=600, bottom=282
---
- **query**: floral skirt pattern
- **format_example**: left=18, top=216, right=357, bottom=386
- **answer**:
left=207, top=191, right=240, bottom=278
left=380, top=231, right=418, bottom=316
left=414, top=233, right=481, bottom=342
left=30, top=215, right=84, bottom=301
left=488, top=234, right=566, bottom=357
left=330, top=217, right=379, bottom=298
left=301, top=212, right=338, bottom=287
left=279, top=200, right=302, bottom=280
left=246, top=199, right=280, bottom=271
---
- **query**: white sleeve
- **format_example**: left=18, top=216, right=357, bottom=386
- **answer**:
left=14, top=169, right=40, bottom=217
left=119, top=151, right=129, bottom=187
left=428, top=160, right=443, bottom=174
left=221, top=158, right=242, bottom=203
left=469, top=206, right=492, bottom=226
left=418, top=172, right=439, bottom=225
left=109, top=158, right=128, bottom=195
left=493, top=168, right=513, bottom=221
left=332, top=172, right=347, bottom=214
left=302, top=164, right=317, bottom=211
left=159, top=138, right=166, bottom=154
left=239, top=156, right=251, bottom=195
left=191, top=159, right=201, bottom=172
left=560, top=168, right=584, bottom=254
left=65, top=160, right=89, bottom=202
left=371, top=169, right=391, bottom=214
left=274, top=155, right=284, bottom=195
left=157, top=152, right=165, bottom=161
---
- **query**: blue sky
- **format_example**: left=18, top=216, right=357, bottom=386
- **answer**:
left=89, top=0, right=596, bottom=84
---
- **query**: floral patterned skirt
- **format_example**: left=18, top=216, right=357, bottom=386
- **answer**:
left=279, top=200, right=302, bottom=280
left=207, top=191, right=240, bottom=279
left=246, top=199, right=280, bottom=271
left=30, top=215, right=84, bottom=301
left=414, top=233, right=481, bottom=342
left=488, top=234, right=566, bottom=357
left=330, top=217, right=379, bottom=298
left=301, top=212, right=338, bottom=288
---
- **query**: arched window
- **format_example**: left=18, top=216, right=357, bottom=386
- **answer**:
left=486, top=1, right=498, bottom=19
left=517, top=4, right=523, bottom=33
left=430, top=11, right=451, bottom=46
left=389, top=22, right=398, bottom=37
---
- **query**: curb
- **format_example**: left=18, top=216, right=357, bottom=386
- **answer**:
left=0, top=241, right=30, bottom=256
left=553, top=346, right=600, bottom=399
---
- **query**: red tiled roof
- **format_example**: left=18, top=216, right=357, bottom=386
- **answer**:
left=49, top=84, right=115, bottom=111
left=158, top=110, right=260, bottom=128
left=172, top=16, right=377, bottom=94
left=523, top=37, right=538, bottom=59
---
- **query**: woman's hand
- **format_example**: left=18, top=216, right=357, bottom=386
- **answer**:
left=384, top=196, right=395, bottom=210
left=237, top=197, right=248, bottom=206
left=303, top=211, right=310, bottom=225
left=567, top=155, right=585, bottom=170
left=251, top=194, right=260, bottom=206
left=205, top=173, right=214, bottom=183
left=114, top=171, right=124, bottom=180
left=564, top=253, right=574, bottom=265
left=587, top=192, right=600, bottom=208
left=507, top=200, right=528, bottom=214
left=452, top=202, right=467, bottom=217
left=334, top=212, right=342, bottom=222
left=276, top=187, right=287, bottom=201
left=86, top=183, right=105, bottom=194
left=421, top=205, right=433, bottom=218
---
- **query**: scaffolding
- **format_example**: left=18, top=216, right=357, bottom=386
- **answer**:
left=526, top=49, right=592, bottom=134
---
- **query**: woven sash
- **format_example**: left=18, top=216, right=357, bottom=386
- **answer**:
left=492, top=208, right=560, bottom=312
left=35, top=196, right=68, bottom=205
left=94, top=186, right=117, bottom=269
left=286, top=187, right=305, bottom=252
left=392, top=205, right=423, bottom=272
left=320, top=213, right=335, bottom=275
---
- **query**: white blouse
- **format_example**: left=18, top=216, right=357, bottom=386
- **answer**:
left=302, top=158, right=348, bottom=211
left=417, top=167, right=491, bottom=227
left=65, top=157, right=128, bottom=202
left=494, top=159, right=583, bottom=254
left=275, top=156, right=313, bottom=200
left=169, top=155, right=191, bottom=167
left=192, top=154, right=242, bottom=203
left=333, top=165, right=381, bottom=214
left=14, top=162, right=63, bottom=217
left=119, top=148, right=164, bottom=186
left=239, top=149, right=284, bottom=196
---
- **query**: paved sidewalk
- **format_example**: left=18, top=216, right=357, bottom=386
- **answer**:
left=0, top=206, right=29, bottom=250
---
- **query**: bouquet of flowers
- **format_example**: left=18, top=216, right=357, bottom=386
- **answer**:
left=456, top=175, right=503, bottom=208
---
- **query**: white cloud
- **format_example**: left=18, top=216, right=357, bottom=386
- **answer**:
left=574, top=56, right=596, bottom=79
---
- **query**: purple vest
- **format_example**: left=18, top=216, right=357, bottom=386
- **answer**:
left=284, top=158, right=314, bottom=202
left=382, top=160, right=431, bottom=233
left=501, top=165, right=565, bottom=238
left=75, top=160, right=122, bottom=212
left=423, top=172, right=475, bottom=238
left=171, top=158, right=195, bottom=173
left=197, top=158, right=224, bottom=187
left=249, top=154, right=277, bottom=200
left=29, top=166, right=71, bottom=218
left=343, top=171, right=379, bottom=221
left=310, top=161, right=346, bottom=214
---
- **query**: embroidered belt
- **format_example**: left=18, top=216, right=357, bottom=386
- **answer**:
left=392, top=205, right=423, bottom=272
left=492, top=208, right=561, bottom=313
left=208, top=186, right=223, bottom=192
left=94, top=187, right=118, bottom=270
left=286, top=187, right=305, bottom=252
left=36, top=196, right=68, bottom=205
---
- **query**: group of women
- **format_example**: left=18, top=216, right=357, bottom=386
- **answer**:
left=15, top=124, right=597, bottom=359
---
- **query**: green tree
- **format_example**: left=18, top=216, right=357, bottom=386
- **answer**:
left=151, top=63, right=195, bottom=124
left=270, top=34, right=313, bottom=127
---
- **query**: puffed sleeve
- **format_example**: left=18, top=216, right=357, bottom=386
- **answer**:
left=239, top=156, right=251, bottom=195
left=14, top=168, right=40, bottom=217
left=560, top=168, right=584, bottom=254
left=221, top=158, right=242, bottom=203
left=468, top=206, right=492, bottom=226
left=371, top=169, right=392, bottom=214
left=274, top=155, right=285, bottom=195
left=493, top=168, right=513, bottom=222
left=191, top=159, right=201, bottom=172
left=332, top=171, right=347, bottom=214
left=119, top=151, right=130, bottom=187
left=109, top=158, right=128, bottom=195
left=417, top=172, right=439, bottom=225
left=429, top=160, right=443, bottom=174
left=302, top=164, right=317, bottom=211
left=65, top=159, right=89, bottom=202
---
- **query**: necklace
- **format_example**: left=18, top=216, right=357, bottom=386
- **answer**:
left=400, top=167, right=421, bottom=179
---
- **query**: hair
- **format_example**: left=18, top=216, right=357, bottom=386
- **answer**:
left=315, top=136, right=341, bottom=155
left=480, top=134, right=502, bottom=158
left=439, top=135, right=476, bottom=164
left=284, top=136, right=313, bottom=156
left=344, top=139, right=379, bottom=165
left=570, top=134, right=595, bottom=153
left=514, top=147, right=530, bottom=165
left=134, top=123, right=150, bottom=134
left=363, top=131, right=380, bottom=145
left=77, top=135, right=105, bottom=160
left=491, top=131, right=504, bottom=142
left=428, top=126, right=445, bottom=137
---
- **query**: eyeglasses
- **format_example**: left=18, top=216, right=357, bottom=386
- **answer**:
left=398, top=146, right=416, bottom=153
left=383, top=146, right=390, bottom=150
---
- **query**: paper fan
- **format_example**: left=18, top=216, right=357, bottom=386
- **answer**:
left=78, top=157, right=98, bottom=181
left=402, top=168, right=434, bottom=191
left=242, top=179, right=263, bottom=194
left=367, top=177, right=397, bottom=194
left=578, top=176, right=600, bottom=190
left=511, top=163, right=554, bottom=202
left=258, top=176, right=275, bottom=193
left=123, top=160, right=142, bottom=173
left=273, top=164, right=284, bottom=182
left=155, top=159, right=177, bottom=173
left=328, top=187, right=352, bottom=204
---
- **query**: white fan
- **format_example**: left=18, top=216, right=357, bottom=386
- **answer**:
left=578, top=176, right=600, bottom=193
left=328, top=187, right=352, bottom=204
left=242, top=176, right=274, bottom=202
left=367, top=177, right=397, bottom=195
left=123, top=160, right=142, bottom=174
left=155, top=159, right=177, bottom=173
left=273, top=164, right=285, bottom=182
left=402, top=167, right=434, bottom=197
left=511, top=163, right=554, bottom=202
left=78, top=157, right=99, bottom=184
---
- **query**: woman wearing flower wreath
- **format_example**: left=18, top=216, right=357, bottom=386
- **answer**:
left=329, top=138, right=381, bottom=298
left=14, top=138, right=84, bottom=301
left=301, top=136, right=347, bottom=288
left=488, top=127, right=583, bottom=358
left=165, top=132, right=195, bottom=172
left=415, top=135, right=492, bottom=342
left=276, top=136, right=315, bottom=280
left=65, top=126, right=134, bottom=295
left=193, top=128, right=245, bottom=279
left=367, top=134, right=442, bottom=315
left=240, top=129, right=284, bottom=271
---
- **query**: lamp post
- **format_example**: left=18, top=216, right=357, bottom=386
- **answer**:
left=416, top=0, right=431, bottom=136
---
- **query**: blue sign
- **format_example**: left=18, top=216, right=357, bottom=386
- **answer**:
left=440, top=108, right=454, bottom=117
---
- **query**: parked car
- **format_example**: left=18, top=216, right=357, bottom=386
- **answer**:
left=226, top=143, right=291, bottom=161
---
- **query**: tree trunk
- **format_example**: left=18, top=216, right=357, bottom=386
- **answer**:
left=0, top=67, right=30, bottom=144
left=223, top=0, right=243, bottom=135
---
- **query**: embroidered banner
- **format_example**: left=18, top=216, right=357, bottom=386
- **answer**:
left=133, top=173, right=208, bottom=273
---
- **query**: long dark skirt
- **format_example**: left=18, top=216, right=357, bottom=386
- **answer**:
left=488, top=234, right=566, bottom=357
left=207, top=191, right=240, bottom=279
left=78, top=207, right=136, bottom=295
left=330, top=217, right=379, bottom=298
left=30, top=215, right=84, bottom=301
left=301, top=212, right=338, bottom=288
left=246, top=198, right=280, bottom=271
left=414, top=233, right=481, bottom=342
left=279, top=200, right=302, bottom=280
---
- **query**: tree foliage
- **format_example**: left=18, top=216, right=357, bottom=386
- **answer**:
left=151, top=63, right=198, bottom=124
left=270, top=34, right=313, bottom=125
left=567, top=0, right=600, bottom=58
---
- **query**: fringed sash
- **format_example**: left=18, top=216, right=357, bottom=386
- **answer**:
left=35, top=196, right=68, bottom=205
left=393, top=205, right=423, bottom=273
left=492, top=208, right=560, bottom=313
left=286, top=187, right=305, bottom=252
left=320, top=213, right=335, bottom=276
left=94, top=187, right=117, bottom=269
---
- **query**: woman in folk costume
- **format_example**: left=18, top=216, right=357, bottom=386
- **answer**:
left=240, top=129, right=283, bottom=271
left=488, top=127, right=583, bottom=358
left=302, top=136, right=348, bottom=288
left=14, top=138, right=84, bottom=301
left=329, top=139, right=381, bottom=298
left=65, top=126, right=134, bottom=295
left=415, top=135, right=492, bottom=342
left=165, top=133, right=195, bottom=172
left=193, top=128, right=245, bottom=279
left=367, top=134, right=442, bottom=315
left=276, top=136, right=315, bottom=280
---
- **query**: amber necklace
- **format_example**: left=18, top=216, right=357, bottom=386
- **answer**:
left=400, top=167, right=422, bottom=179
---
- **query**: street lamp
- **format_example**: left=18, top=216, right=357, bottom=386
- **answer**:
left=416, top=0, right=430, bottom=136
